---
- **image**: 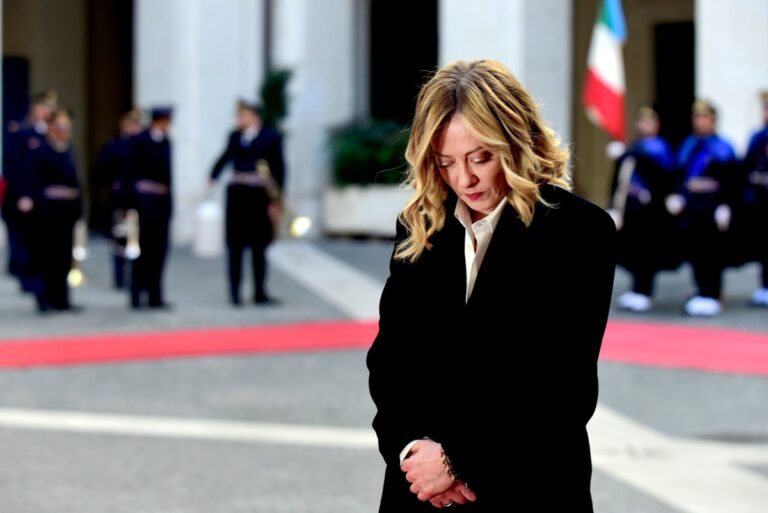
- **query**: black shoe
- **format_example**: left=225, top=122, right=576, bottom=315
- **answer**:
left=36, top=301, right=54, bottom=314
left=230, top=297, right=242, bottom=307
left=148, top=302, right=173, bottom=310
left=254, top=294, right=280, bottom=306
left=55, top=304, right=83, bottom=313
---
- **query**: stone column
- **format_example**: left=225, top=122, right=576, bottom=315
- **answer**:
left=696, top=0, right=768, bottom=153
left=134, top=0, right=264, bottom=244
left=272, top=0, right=358, bottom=236
left=438, top=0, right=572, bottom=143
left=438, top=0, right=526, bottom=76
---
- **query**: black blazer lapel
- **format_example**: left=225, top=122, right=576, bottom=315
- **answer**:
left=466, top=203, right=528, bottom=309
left=439, top=210, right=469, bottom=309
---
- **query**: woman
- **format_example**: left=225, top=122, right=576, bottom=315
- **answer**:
left=367, top=60, right=616, bottom=512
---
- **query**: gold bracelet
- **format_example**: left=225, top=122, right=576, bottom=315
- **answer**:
left=440, top=447, right=457, bottom=482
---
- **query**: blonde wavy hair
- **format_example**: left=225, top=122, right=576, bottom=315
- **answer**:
left=395, top=59, right=571, bottom=262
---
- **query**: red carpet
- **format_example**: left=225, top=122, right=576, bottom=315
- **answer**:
left=601, top=321, right=768, bottom=376
left=0, top=320, right=766, bottom=375
left=0, top=322, right=378, bottom=369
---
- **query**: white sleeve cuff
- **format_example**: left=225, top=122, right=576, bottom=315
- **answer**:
left=399, top=439, right=424, bottom=464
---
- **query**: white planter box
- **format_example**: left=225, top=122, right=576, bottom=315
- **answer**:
left=324, top=185, right=413, bottom=237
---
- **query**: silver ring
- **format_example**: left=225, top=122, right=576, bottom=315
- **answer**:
left=444, top=500, right=454, bottom=508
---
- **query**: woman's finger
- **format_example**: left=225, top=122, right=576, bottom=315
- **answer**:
left=443, top=489, right=467, bottom=505
left=455, top=482, right=477, bottom=502
left=429, top=497, right=445, bottom=509
left=429, top=484, right=469, bottom=505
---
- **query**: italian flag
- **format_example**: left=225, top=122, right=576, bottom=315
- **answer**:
left=583, top=0, right=627, bottom=142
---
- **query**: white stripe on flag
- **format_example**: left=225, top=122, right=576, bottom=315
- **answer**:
left=587, top=22, right=625, bottom=93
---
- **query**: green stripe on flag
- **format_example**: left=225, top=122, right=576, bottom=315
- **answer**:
left=599, top=4, right=609, bottom=28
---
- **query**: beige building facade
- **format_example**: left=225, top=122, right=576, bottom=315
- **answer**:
left=1, top=0, right=766, bottom=244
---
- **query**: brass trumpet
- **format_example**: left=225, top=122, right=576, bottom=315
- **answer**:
left=67, top=219, right=89, bottom=287
left=111, top=208, right=141, bottom=260
left=124, top=209, right=141, bottom=260
left=256, top=159, right=312, bottom=238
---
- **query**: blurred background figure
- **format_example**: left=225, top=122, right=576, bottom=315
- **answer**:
left=2, top=91, right=57, bottom=296
left=610, top=105, right=678, bottom=312
left=27, top=108, right=82, bottom=312
left=92, top=109, right=144, bottom=290
left=670, top=100, right=737, bottom=317
left=209, top=101, right=285, bottom=306
left=738, top=91, right=768, bottom=307
left=128, top=107, right=173, bottom=310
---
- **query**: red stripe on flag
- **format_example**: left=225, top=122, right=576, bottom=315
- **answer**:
left=583, top=68, right=625, bottom=141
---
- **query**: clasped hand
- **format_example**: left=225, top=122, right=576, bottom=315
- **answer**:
left=400, top=440, right=477, bottom=509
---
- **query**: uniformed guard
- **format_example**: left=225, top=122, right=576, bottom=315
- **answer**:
left=24, top=109, right=83, bottom=312
left=93, top=109, right=143, bottom=289
left=669, top=100, right=738, bottom=316
left=738, top=91, right=768, bottom=307
left=610, top=105, right=678, bottom=312
left=209, top=101, right=285, bottom=306
left=127, top=107, right=174, bottom=309
left=1, top=91, right=57, bottom=292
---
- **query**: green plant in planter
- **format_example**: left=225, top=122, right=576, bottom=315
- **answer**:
left=329, top=119, right=410, bottom=186
left=260, top=68, right=292, bottom=133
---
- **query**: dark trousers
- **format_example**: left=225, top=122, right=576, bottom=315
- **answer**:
left=5, top=219, right=21, bottom=277
left=25, top=200, right=79, bottom=310
left=225, top=184, right=273, bottom=303
left=113, top=254, right=127, bottom=289
left=130, top=197, right=170, bottom=307
left=731, top=202, right=768, bottom=288
left=686, top=213, right=725, bottom=299
left=618, top=203, right=682, bottom=298
left=5, top=216, right=38, bottom=293
left=42, top=213, right=76, bottom=309
left=12, top=212, right=45, bottom=299
left=228, top=243, right=269, bottom=302
left=631, top=269, right=655, bottom=296
left=761, top=257, right=768, bottom=289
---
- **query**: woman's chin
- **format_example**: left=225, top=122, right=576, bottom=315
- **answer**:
left=466, top=199, right=493, bottom=215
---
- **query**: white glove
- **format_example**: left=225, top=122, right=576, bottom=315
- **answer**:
left=665, top=194, right=686, bottom=216
left=714, top=204, right=732, bottom=232
left=16, top=196, right=34, bottom=213
left=606, top=141, right=627, bottom=160
left=607, top=209, right=623, bottom=231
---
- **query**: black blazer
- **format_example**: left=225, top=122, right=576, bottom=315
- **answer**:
left=367, top=184, right=616, bottom=512
left=127, top=130, right=173, bottom=218
left=210, top=127, right=285, bottom=188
